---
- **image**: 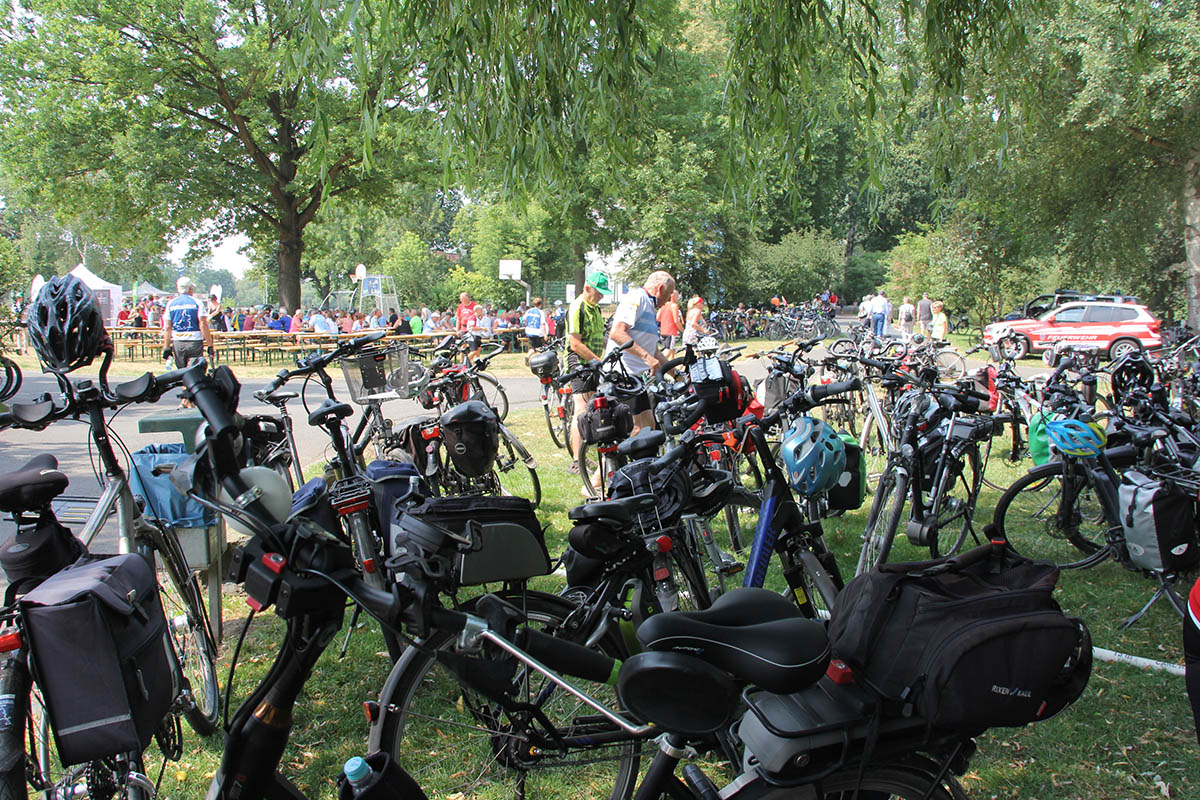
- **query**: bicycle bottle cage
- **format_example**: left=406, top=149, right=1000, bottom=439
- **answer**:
left=329, top=476, right=373, bottom=515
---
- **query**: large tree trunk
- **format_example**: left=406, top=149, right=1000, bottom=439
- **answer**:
left=573, top=242, right=587, bottom=293
left=1186, top=152, right=1200, bottom=330
left=277, top=226, right=303, bottom=312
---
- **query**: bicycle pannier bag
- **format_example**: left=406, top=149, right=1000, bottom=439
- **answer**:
left=688, top=357, right=748, bottom=424
left=440, top=400, right=500, bottom=478
left=826, top=434, right=865, bottom=511
left=1119, top=471, right=1200, bottom=572
left=828, top=544, right=1091, bottom=732
left=0, top=511, right=86, bottom=588
left=400, top=496, right=551, bottom=586
left=21, top=554, right=178, bottom=765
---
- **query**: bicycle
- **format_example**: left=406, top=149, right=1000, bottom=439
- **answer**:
left=528, top=339, right=573, bottom=452
left=422, top=334, right=510, bottom=420
left=0, top=359, right=221, bottom=799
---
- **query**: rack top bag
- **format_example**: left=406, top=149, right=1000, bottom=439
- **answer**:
left=828, top=543, right=1091, bottom=733
left=20, top=554, right=178, bottom=766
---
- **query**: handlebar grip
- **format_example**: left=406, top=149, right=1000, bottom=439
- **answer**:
left=515, top=627, right=618, bottom=685
left=650, top=441, right=691, bottom=472
left=114, top=372, right=154, bottom=402
left=659, top=355, right=688, bottom=374
left=860, top=357, right=890, bottom=370
left=660, top=400, right=704, bottom=434
left=805, top=378, right=861, bottom=404
left=0, top=411, right=12, bottom=430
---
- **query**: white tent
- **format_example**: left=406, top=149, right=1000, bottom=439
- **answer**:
left=69, top=264, right=123, bottom=327
left=126, top=280, right=167, bottom=299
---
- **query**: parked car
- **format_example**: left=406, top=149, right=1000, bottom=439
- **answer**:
left=999, top=290, right=1140, bottom=321
left=983, top=301, right=1162, bottom=360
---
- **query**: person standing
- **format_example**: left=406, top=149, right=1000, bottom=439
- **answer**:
left=682, top=295, right=710, bottom=346
left=523, top=297, right=549, bottom=349
left=163, top=277, right=213, bottom=406
left=566, top=271, right=609, bottom=462
left=898, top=296, right=916, bottom=340
left=656, top=290, right=684, bottom=360
left=857, top=294, right=872, bottom=329
left=869, top=290, right=889, bottom=337
left=930, top=301, right=949, bottom=341
left=456, top=292, right=483, bottom=361
left=916, top=293, right=933, bottom=338
left=605, top=269, right=675, bottom=432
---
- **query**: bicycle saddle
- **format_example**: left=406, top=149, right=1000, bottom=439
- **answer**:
left=0, top=455, right=68, bottom=513
left=568, top=493, right=656, bottom=525
left=617, top=429, right=665, bottom=459
left=635, top=587, right=830, bottom=694
left=262, top=389, right=299, bottom=405
left=308, top=398, right=354, bottom=428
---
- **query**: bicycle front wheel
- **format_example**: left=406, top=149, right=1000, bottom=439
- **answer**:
left=856, top=470, right=906, bottom=575
left=542, top=387, right=567, bottom=450
left=495, top=424, right=542, bottom=508
left=471, top=373, right=509, bottom=421
left=934, top=349, right=967, bottom=381
left=371, top=592, right=644, bottom=800
left=151, top=539, right=220, bottom=735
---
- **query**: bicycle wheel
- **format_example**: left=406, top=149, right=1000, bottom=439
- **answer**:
left=372, top=592, right=645, bottom=800
left=934, top=350, right=967, bottom=381
left=926, top=445, right=982, bottom=559
left=0, top=356, right=21, bottom=403
left=670, top=535, right=714, bottom=611
left=495, top=425, right=542, bottom=508
left=813, top=761, right=965, bottom=799
left=991, top=462, right=1111, bottom=567
left=542, top=386, right=566, bottom=450
left=578, top=444, right=623, bottom=500
left=150, top=539, right=220, bottom=735
left=856, top=470, right=907, bottom=575
left=858, top=407, right=889, bottom=491
left=471, top=373, right=509, bottom=421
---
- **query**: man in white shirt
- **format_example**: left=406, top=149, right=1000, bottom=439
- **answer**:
left=604, top=269, right=675, bottom=431
left=869, top=290, right=889, bottom=337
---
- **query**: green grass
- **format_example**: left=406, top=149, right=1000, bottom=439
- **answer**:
left=159, top=406, right=1197, bottom=799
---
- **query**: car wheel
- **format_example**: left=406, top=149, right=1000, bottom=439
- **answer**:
left=1001, top=335, right=1029, bottom=360
left=1108, top=338, right=1143, bottom=361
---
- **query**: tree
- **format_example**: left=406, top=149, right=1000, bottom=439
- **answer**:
left=744, top=229, right=845, bottom=304
left=0, top=0, right=437, bottom=311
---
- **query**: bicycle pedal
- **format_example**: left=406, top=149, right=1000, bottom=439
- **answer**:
left=717, top=560, right=744, bottom=576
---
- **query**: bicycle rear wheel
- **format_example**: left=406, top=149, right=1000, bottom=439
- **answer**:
left=372, top=592, right=644, bottom=800
left=542, top=387, right=567, bottom=450
left=934, top=350, right=967, bottom=381
left=991, top=462, right=1110, bottom=568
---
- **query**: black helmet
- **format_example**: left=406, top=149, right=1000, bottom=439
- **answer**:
left=28, top=275, right=106, bottom=373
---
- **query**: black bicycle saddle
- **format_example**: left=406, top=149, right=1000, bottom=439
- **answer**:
left=0, top=455, right=68, bottom=513
left=617, top=429, right=665, bottom=459
left=636, top=587, right=830, bottom=694
left=308, top=398, right=354, bottom=428
left=568, top=493, right=656, bottom=525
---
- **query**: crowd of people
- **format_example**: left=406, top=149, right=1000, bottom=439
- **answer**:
left=856, top=290, right=949, bottom=341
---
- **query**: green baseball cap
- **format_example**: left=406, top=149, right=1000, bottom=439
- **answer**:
left=585, top=271, right=611, bottom=293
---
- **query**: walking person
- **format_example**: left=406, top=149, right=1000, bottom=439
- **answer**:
left=657, top=290, right=684, bottom=360
left=163, top=277, right=213, bottom=407
left=898, top=296, right=915, bottom=340
left=916, top=293, right=933, bottom=338
left=682, top=295, right=709, bottom=347
left=869, top=290, right=889, bottom=337
left=605, top=269, right=675, bottom=432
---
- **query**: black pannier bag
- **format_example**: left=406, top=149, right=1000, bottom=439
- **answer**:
left=688, top=357, right=749, bottom=424
left=21, top=554, right=177, bottom=765
left=0, top=511, right=86, bottom=589
left=579, top=400, right=634, bottom=445
left=828, top=544, right=1091, bottom=733
left=399, top=496, right=551, bottom=586
left=440, top=400, right=500, bottom=477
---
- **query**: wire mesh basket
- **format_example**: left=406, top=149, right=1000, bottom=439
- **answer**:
left=339, top=342, right=410, bottom=403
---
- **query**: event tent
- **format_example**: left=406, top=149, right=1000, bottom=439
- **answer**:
left=127, top=280, right=167, bottom=298
left=69, top=264, right=123, bottom=327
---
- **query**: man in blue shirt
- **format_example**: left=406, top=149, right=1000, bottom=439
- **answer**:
left=164, top=277, right=213, bottom=406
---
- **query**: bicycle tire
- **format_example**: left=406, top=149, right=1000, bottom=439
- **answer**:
left=471, top=373, right=509, bottom=421
left=794, top=548, right=841, bottom=620
left=371, top=591, right=644, bottom=800
left=542, top=387, right=566, bottom=450
left=858, top=408, right=889, bottom=492
left=670, top=537, right=713, bottom=611
left=856, top=470, right=906, bottom=575
left=0, top=357, right=20, bottom=403
left=934, top=349, right=967, bottom=381
left=578, top=444, right=624, bottom=500
left=813, top=761, right=966, bottom=799
left=926, top=445, right=982, bottom=559
left=495, top=424, right=542, bottom=508
left=149, top=539, right=220, bottom=735
left=991, top=461, right=1112, bottom=567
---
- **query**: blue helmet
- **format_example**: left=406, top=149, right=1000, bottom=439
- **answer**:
left=1045, top=418, right=1106, bottom=458
left=781, top=416, right=846, bottom=496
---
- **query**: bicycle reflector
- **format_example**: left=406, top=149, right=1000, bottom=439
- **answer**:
left=1044, top=418, right=1107, bottom=458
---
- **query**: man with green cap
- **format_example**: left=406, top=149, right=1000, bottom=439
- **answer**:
left=566, top=271, right=610, bottom=461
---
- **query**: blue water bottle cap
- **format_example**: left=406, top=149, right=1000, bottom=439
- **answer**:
left=344, top=756, right=370, bottom=784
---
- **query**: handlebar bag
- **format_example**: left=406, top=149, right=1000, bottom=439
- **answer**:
left=1119, top=470, right=1200, bottom=573
left=828, top=544, right=1091, bottom=733
left=365, top=459, right=430, bottom=535
left=403, top=495, right=551, bottom=586
left=21, top=553, right=177, bottom=765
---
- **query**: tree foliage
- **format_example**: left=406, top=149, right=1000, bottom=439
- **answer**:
left=744, top=229, right=844, bottom=304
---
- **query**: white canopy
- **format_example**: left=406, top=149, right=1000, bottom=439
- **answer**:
left=126, top=280, right=167, bottom=298
left=69, top=264, right=123, bottom=327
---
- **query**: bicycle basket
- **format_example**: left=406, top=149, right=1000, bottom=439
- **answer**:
left=339, top=342, right=410, bottom=403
